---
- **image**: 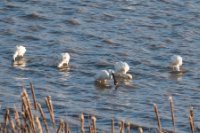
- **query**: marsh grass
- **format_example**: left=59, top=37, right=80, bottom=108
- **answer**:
left=0, top=82, right=197, bottom=133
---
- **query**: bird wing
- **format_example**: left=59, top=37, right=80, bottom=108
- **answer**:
left=114, top=62, right=129, bottom=74
left=17, top=46, right=26, bottom=56
left=62, top=53, right=70, bottom=64
left=95, top=70, right=109, bottom=80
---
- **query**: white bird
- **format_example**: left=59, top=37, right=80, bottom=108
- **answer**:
left=114, top=61, right=129, bottom=74
left=57, top=53, right=70, bottom=69
left=95, top=70, right=116, bottom=85
left=13, top=45, right=26, bottom=61
left=171, top=55, right=183, bottom=72
left=114, top=61, right=132, bottom=80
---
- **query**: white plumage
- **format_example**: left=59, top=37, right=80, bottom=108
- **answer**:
left=13, top=45, right=26, bottom=61
left=114, top=61, right=132, bottom=79
left=95, top=70, right=113, bottom=84
left=57, top=53, right=70, bottom=69
left=171, top=55, right=183, bottom=72
left=114, top=61, right=129, bottom=74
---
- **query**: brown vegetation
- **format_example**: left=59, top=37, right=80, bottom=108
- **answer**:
left=0, top=82, right=197, bottom=133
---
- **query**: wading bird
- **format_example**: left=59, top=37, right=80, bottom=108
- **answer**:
left=171, top=55, right=183, bottom=72
left=114, top=61, right=132, bottom=80
left=95, top=69, right=117, bottom=85
left=13, top=45, right=26, bottom=61
left=57, top=53, right=70, bottom=69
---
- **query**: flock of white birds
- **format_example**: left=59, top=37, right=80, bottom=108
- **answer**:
left=13, top=45, right=184, bottom=86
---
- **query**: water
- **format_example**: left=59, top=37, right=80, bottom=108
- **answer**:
left=0, top=0, right=200, bottom=132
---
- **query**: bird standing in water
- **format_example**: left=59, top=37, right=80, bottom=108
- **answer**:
left=171, top=55, right=183, bottom=72
left=13, top=45, right=26, bottom=66
left=57, top=53, right=70, bottom=69
left=114, top=61, right=132, bottom=80
left=13, top=45, right=26, bottom=61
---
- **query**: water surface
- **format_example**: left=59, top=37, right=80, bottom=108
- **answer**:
left=0, top=0, right=200, bottom=132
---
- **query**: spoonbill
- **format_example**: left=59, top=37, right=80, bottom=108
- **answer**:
left=95, top=69, right=117, bottom=85
left=57, top=53, right=70, bottom=69
left=171, top=55, right=183, bottom=72
left=114, top=61, right=132, bottom=80
left=13, top=45, right=26, bottom=61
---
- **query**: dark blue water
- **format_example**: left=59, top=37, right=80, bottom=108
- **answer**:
left=0, top=0, right=200, bottom=132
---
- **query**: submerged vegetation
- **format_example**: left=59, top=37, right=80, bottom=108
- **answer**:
left=0, top=81, right=198, bottom=133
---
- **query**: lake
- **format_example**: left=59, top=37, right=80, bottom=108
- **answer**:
left=0, top=0, right=200, bottom=132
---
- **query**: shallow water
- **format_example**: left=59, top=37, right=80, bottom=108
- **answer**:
left=0, top=0, right=200, bottom=132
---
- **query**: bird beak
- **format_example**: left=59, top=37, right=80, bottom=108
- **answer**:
left=112, top=73, right=118, bottom=85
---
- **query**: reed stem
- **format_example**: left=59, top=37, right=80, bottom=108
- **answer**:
left=127, top=122, right=130, bottom=133
left=119, top=120, right=124, bottom=133
left=65, top=122, right=69, bottom=133
left=154, top=104, right=162, bottom=133
left=21, top=93, right=35, bottom=132
left=189, top=106, right=194, bottom=126
left=57, top=119, right=64, bottom=133
left=3, top=109, right=9, bottom=133
left=189, top=115, right=194, bottom=133
left=80, top=113, right=85, bottom=133
left=37, top=103, right=50, bottom=133
left=35, top=116, right=43, bottom=133
left=45, top=96, right=56, bottom=131
left=30, top=81, right=38, bottom=110
left=111, top=117, right=114, bottom=133
left=91, top=116, right=96, bottom=133
left=14, top=105, right=21, bottom=133
left=10, top=117, right=16, bottom=133
left=169, top=96, right=176, bottom=133
left=189, top=106, right=194, bottom=133
left=139, top=127, right=143, bottom=133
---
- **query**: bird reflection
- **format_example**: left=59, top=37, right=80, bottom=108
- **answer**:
left=95, top=82, right=113, bottom=90
left=169, top=71, right=184, bottom=81
left=58, top=69, right=70, bottom=80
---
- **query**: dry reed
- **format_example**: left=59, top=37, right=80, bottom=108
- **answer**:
left=154, top=104, right=162, bottom=133
left=35, top=116, right=43, bottom=133
left=14, top=105, right=21, bottom=133
left=21, top=89, right=35, bottom=131
left=127, top=122, right=130, bottom=133
left=57, top=119, right=65, bottom=133
left=189, top=115, right=194, bottom=133
left=60, top=120, right=65, bottom=133
left=0, top=83, right=198, bottom=133
left=80, top=112, right=85, bottom=133
left=119, top=120, right=124, bottom=133
left=139, top=127, right=143, bottom=133
left=30, top=81, right=38, bottom=110
left=91, top=116, right=96, bottom=133
left=37, top=102, right=50, bottom=133
left=3, top=109, right=9, bottom=133
left=65, top=122, right=69, bottom=133
left=21, top=111, right=28, bottom=132
left=111, top=117, right=114, bottom=133
left=45, top=96, right=56, bottom=131
left=189, top=106, right=194, bottom=126
left=189, top=106, right=194, bottom=133
left=89, top=123, right=92, bottom=133
left=10, top=117, right=16, bottom=133
left=168, top=96, right=176, bottom=133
